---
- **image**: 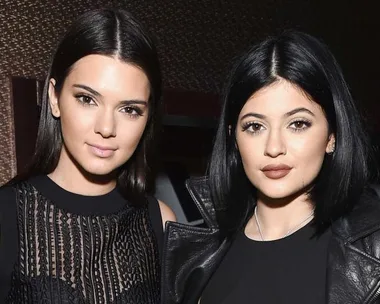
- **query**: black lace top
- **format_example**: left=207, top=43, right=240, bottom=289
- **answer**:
left=0, top=176, right=163, bottom=303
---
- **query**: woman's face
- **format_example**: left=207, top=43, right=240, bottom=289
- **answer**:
left=235, top=80, right=335, bottom=200
left=49, top=54, right=150, bottom=176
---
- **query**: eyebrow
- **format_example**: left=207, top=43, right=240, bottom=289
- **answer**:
left=73, top=84, right=101, bottom=97
left=285, top=107, right=315, bottom=117
left=119, top=100, right=148, bottom=107
left=73, top=84, right=148, bottom=106
left=240, top=107, right=315, bottom=120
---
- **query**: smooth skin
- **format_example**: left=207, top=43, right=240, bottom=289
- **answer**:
left=236, top=79, right=334, bottom=241
left=48, top=54, right=175, bottom=227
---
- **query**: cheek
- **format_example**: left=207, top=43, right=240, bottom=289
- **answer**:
left=289, top=136, right=327, bottom=182
left=290, top=133, right=327, bottom=162
left=60, top=108, right=93, bottom=138
left=236, top=136, right=261, bottom=175
left=118, top=119, right=148, bottom=149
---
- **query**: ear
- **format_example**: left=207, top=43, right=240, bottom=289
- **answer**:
left=326, top=133, right=336, bottom=154
left=48, top=78, right=60, bottom=118
left=229, top=125, right=240, bottom=150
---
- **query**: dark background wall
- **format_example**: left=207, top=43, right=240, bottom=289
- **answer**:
left=0, top=0, right=379, bottom=184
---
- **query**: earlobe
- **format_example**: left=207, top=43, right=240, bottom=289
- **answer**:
left=48, top=78, right=60, bottom=118
left=229, top=125, right=239, bottom=150
left=326, top=134, right=336, bottom=154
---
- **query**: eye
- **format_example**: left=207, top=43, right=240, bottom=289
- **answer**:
left=242, top=122, right=266, bottom=134
left=76, top=94, right=95, bottom=105
left=121, top=106, right=143, bottom=117
left=289, top=120, right=311, bottom=131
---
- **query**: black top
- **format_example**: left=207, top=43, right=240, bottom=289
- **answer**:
left=0, top=175, right=163, bottom=303
left=201, top=222, right=331, bottom=304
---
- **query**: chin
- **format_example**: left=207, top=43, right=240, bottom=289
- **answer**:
left=80, top=161, right=121, bottom=177
left=261, top=192, right=291, bottom=200
left=258, top=184, right=309, bottom=202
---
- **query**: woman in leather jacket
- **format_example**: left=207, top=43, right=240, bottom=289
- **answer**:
left=162, top=30, right=380, bottom=304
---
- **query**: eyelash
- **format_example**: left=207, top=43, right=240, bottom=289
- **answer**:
left=75, top=94, right=94, bottom=106
left=242, top=119, right=312, bottom=134
left=75, top=94, right=144, bottom=118
left=242, top=122, right=265, bottom=134
left=288, top=119, right=312, bottom=132
left=121, top=106, right=144, bottom=118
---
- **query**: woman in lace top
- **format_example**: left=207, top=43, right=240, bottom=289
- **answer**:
left=0, top=8, right=175, bottom=304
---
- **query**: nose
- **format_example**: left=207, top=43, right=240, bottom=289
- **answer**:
left=94, top=109, right=116, bottom=138
left=264, top=129, right=286, bottom=157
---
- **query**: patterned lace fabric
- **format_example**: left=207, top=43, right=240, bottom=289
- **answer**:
left=6, top=181, right=160, bottom=304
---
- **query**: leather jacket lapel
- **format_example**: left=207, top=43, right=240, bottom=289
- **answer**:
left=161, top=177, right=230, bottom=304
left=161, top=222, right=229, bottom=304
left=326, top=233, right=380, bottom=303
left=327, top=188, right=380, bottom=304
left=185, top=177, right=219, bottom=228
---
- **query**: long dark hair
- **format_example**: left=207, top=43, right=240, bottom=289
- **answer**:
left=24, top=8, right=161, bottom=204
left=209, top=30, right=370, bottom=234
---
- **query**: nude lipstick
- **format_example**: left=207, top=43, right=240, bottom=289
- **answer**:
left=261, top=164, right=292, bottom=179
left=88, top=144, right=117, bottom=158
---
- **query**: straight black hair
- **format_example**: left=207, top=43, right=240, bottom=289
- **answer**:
left=209, top=30, right=370, bottom=234
left=20, top=8, right=161, bottom=205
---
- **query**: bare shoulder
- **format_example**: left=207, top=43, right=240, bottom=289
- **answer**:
left=158, top=200, right=177, bottom=229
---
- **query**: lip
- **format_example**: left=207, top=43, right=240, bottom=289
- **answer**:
left=87, top=143, right=117, bottom=158
left=261, top=164, right=292, bottom=179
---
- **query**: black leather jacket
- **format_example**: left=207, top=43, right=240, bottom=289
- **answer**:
left=161, top=177, right=380, bottom=304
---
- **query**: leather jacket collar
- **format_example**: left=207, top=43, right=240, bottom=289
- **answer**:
left=327, top=188, right=380, bottom=304
left=161, top=177, right=380, bottom=304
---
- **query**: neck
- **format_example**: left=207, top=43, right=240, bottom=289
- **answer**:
left=48, top=146, right=117, bottom=196
left=245, top=191, right=314, bottom=241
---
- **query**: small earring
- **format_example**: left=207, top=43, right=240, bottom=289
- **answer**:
left=328, top=142, right=335, bottom=154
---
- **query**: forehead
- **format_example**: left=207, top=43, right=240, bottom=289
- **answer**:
left=239, top=80, right=324, bottom=117
left=64, top=54, right=150, bottom=99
